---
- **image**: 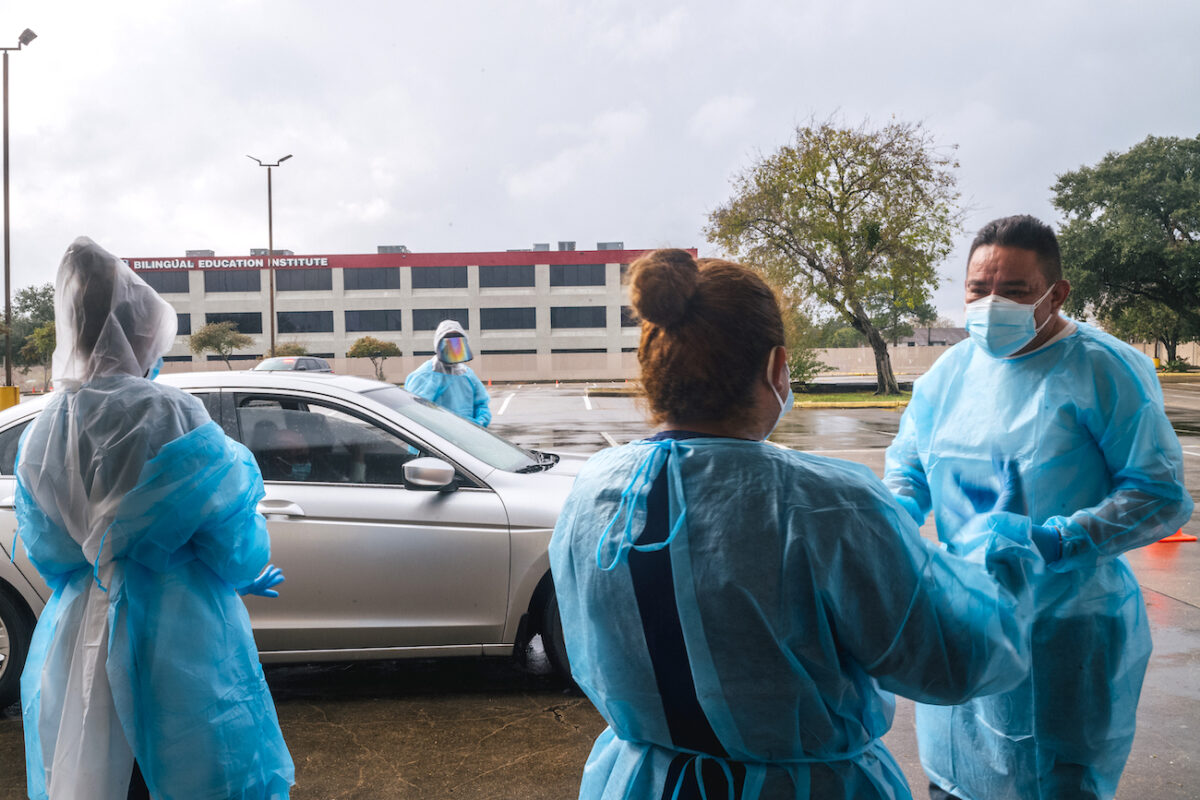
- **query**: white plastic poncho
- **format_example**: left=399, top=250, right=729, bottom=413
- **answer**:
left=16, top=237, right=294, bottom=799
left=884, top=319, right=1193, bottom=800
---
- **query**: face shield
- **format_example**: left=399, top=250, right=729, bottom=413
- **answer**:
left=52, top=237, right=178, bottom=390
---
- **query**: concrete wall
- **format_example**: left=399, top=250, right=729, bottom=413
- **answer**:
left=814, top=345, right=956, bottom=375
left=1131, top=341, right=1200, bottom=366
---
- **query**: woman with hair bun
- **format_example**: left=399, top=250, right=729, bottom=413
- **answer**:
left=549, top=249, right=1040, bottom=799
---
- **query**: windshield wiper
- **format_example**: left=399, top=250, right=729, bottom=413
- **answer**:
left=515, top=450, right=559, bottom=473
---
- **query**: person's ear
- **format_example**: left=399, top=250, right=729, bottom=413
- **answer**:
left=1050, top=280, right=1071, bottom=312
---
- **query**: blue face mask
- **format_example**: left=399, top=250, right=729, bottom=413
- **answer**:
left=767, top=353, right=793, bottom=439
left=964, top=285, right=1055, bottom=358
left=145, top=357, right=164, bottom=381
left=289, top=462, right=312, bottom=481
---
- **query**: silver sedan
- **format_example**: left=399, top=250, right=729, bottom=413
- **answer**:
left=0, top=372, right=584, bottom=708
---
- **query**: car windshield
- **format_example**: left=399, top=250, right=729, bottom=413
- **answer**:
left=254, top=358, right=297, bottom=371
left=361, top=385, right=536, bottom=472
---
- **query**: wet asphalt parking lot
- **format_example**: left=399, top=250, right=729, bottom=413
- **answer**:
left=2, top=381, right=1198, bottom=798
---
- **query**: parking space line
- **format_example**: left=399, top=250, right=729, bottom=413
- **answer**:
left=1183, top=447, right=1200, bottom=459
left=601, top=432, right=618, bottom=448
left=583, top=394, right=593, bottom=411
left=497, top=392, right=515, bottom=415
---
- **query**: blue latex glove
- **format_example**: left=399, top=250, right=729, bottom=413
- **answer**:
left=1030, top=524, right=1062, bottom=563
left=993, top=460, right=1029, bottom=516
left=239, top=564, right=285, bottom=598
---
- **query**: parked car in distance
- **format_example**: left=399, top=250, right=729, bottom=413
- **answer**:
left=252, top=356, right=333, bottom=373
left=0, top=371, right=584, bottom=709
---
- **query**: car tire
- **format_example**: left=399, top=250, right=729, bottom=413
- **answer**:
left=0, top=587, right=33, bottom=710
left=541, top=588, right=572, bottom=684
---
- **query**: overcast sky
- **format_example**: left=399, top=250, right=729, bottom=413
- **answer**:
left=2, top=0, right=1197, bottom=321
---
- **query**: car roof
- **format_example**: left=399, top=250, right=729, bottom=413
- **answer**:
left=157, top=370, right=388, bottom=394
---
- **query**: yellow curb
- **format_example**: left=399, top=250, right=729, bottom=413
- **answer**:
left=795, top=400, right=909, bottom=409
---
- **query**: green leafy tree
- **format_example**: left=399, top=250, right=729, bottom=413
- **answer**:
left=189, top=321, right=253, bottom=369
left=19, top=320, right=54, bottom=390
left=8, top=282, right=54, bottom=373
left=1053, top=134, right=1200, bottom=336
left=272, top=342, right=308, bottom=357
left=347, top=336, right=401, bottom=380
left=1100, top=298, right=1198, bottom=364
left=707, top=119, right=962, bottom=394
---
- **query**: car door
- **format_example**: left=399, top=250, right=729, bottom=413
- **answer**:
left=230, top=390, right=511, bottom=655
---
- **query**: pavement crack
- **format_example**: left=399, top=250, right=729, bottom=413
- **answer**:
left=446, top=745, right=560, bottom=793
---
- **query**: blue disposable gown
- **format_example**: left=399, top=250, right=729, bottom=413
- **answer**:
left=550, top=433, right=1039, bottom=800
left=404, top=359, right=492, bottom=426
left=17, top=378, right=294, bottom=800
left=884, top=320, right=1193, bottom=800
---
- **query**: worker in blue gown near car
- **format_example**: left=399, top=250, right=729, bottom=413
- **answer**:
left=15, top=237, right=294, bottom=800
left=404, top=319, right=492, bottom=426
left=550, top=248, right=1045, bottom=800
left=884, top=215, right=1193, bottom=800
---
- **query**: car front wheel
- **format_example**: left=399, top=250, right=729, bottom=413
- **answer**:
left=541, top=588, right=572, bottom=684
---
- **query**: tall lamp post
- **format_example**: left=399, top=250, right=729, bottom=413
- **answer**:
left=2, top=28, right=36, bottom=391
left=247, top=153, right=292, bottom=357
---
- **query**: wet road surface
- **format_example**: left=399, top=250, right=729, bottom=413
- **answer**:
left=1, top=381, right=1198, bottom=798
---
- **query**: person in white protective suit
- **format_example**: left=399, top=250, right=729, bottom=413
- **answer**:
left=885, top=215, right=1193, bottom=800
left=16, top=237, right=294, bottom=800
left=549, top=248, right=1044, bottom=800
left=403, top=319, right=491, bottom=426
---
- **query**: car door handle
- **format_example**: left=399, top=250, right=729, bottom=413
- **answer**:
left=256, top=500, right=307, bottom=518
left=0, top=495, right=13, bottom=510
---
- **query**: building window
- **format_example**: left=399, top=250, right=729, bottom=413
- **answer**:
left=479, top=264, right=535, bottom=288
left=162, top=355, right=193, bottom=362
left=345, top=309, right=404, bottom=332
left=205, top=312, right=262, bottom=334
left=278, top=311, right=334, bottom=334
left=276, top=268, right=332, bottom=291
left=204, top=270, right=261, bottom=293
left=413, top=308, right=469, bottom=330
left=551, top=348, right=607, bottom=353
left=141, top=270, right=189, bottom=294
left=344, top=267, right=400, bottom=291
left=177, top=313, right=192, bottom=335
left=480, top=307, right=536, bottom=330
left=620, top=306, right=639, bottom=327
left=550, top=263, right=605, bottom=287
left=481, top=349, right=537, bottom=355
left=551, top=306, right=606, bottom=328
left=411, top=266, right=468, bottom=289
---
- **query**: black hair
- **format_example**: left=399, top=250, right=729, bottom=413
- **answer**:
left=968, top=215, right=1062, bottom=283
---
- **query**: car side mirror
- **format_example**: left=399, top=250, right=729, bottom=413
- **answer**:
left=402, top=457, right=458, bottom=492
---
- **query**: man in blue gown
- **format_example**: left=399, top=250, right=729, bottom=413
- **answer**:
left=884, top=215, right=1193, bottom=800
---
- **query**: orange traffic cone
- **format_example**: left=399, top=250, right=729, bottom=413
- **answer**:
left=1159, top=529, right=1197, bottom=543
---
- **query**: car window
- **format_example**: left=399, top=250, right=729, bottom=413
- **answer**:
left=234, top=394, right=426, bottom=485
left=0, top=419, right=32, bottom=475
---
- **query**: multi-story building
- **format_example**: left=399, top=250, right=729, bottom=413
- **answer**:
left=129, top=242, right=690, bottom=382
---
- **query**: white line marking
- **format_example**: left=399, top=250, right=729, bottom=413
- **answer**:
left=1183, top=447, right=1200, bottom=459
left=601, top=432, right=618, bottom=448
left=497, top=392, right=515, bottom=415
left=583, top=394, right=593, bottom=411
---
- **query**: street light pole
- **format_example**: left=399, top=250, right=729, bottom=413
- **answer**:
left=2, top=28, right=36, bottom=389
left=247, top=153, right=292, bottom=357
